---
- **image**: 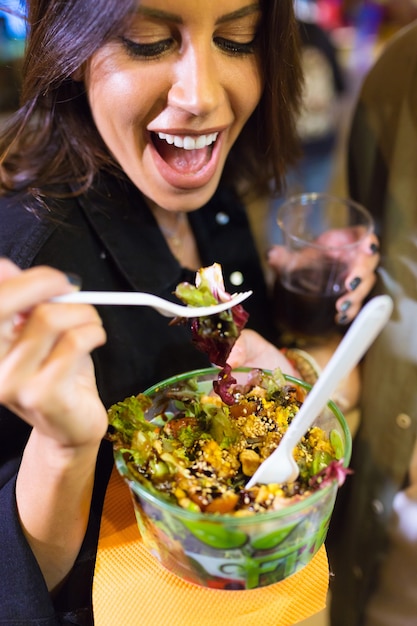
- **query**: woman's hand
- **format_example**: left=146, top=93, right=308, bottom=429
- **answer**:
left=0, top=258, right=108, bottom=447
left=267, top=232, right=380, bottom=325
left=229, top=328, right=360, bottom=416
left=228, top=328, right=298, bottom=375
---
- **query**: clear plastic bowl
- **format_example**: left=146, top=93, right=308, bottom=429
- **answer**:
left=114, top=367, right=351, bottom=590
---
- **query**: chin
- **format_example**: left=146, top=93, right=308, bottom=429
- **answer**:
left=143, top=179, right=222, bottom=213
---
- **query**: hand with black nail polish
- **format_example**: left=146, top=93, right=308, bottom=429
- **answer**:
left=336, top=232, right=380, bottom=324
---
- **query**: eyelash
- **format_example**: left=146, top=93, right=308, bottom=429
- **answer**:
left=121, top=37, right=173, bottom=59
left=214, top=37, right=256, bottom=56
left=120, top=35, right=256, bottom=60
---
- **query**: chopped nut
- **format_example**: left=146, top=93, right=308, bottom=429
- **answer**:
left=240, top=449, right=261, bottom=476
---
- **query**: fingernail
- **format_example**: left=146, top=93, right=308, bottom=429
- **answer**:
left=66, top=272, right=82, bottom=289
left=338, top=313, right=349, bottom=325
left=349, top=277, right=361, bottom=291
left=370, top=242, right=380, bottom=254
left=340, top=300, right=352, bottom=313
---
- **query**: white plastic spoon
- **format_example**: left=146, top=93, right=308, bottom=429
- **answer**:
left=52, top=290, right=252, bottom=318
left=246, top=295, right=394, bottom=487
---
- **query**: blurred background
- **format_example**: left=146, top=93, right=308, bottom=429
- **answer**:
left=291, top=0, right=417, bottom=198
left=261, top=0, right=417, bottom=247
left=290, top=0, right=417, bottom=197
left=0, top=0, right=25, bottom=114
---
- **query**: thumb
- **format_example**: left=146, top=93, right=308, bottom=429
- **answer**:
left=267, top=245, right=291, bottom=273
left=228, top=334, right=248, bottom=369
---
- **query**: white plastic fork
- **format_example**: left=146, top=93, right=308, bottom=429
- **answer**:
left=246, top=295, right=394, bottom=488
left=52, top=290, right=252, bottom=318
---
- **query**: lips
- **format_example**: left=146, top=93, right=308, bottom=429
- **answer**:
left=151, top=131, right=219, bottom=175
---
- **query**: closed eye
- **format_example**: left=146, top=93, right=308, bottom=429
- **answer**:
left=120, top=36, right=174, bottom=59
left=213, top=36, right=257, bottom=55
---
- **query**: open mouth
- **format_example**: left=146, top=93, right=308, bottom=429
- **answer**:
left=151, top=131, right=219, bottom=174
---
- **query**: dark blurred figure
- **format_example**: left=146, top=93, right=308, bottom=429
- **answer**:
left=328, top=20, right=417, bottom=626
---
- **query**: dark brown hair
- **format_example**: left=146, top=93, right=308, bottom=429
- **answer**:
left=0, top=0, right=303, bottom=204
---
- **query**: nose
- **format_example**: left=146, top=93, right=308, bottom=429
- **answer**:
left=168, top=42, right=224, bottom=116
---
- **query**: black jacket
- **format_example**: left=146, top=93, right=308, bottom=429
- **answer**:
left=0, top=173, right=275, bottom=625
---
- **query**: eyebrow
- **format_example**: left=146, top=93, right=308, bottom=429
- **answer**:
left=136, top=7, right=182, bottom=23
left=216, top=4, right=260, bottom=24
left=136, top=4, right=260, bottom=25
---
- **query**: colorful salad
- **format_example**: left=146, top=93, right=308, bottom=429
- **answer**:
left=108, top=367, right=348, bottom=517
left=108, top=263, right=349, bottom=518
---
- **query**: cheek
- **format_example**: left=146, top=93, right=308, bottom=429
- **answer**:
left=86, top=54, right=147, bottom=128
left=89, top=70, right=166, bottom=147
left=232, top=58, right=263, bottom=122
left=247, top=74, right=263, bottom=113
left=249, top=57, right=264, bottom=107
left=89, top=75, right=138, bottom=125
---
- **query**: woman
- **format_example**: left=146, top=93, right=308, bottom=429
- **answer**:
left=0, top=1, right=378, bottom=624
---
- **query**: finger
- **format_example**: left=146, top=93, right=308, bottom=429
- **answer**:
left=11, top=324, right=107, bottom=442
left=0, top=265, right=79, bottom=320
left=359, top=233, right=380, bottom=258
left=336, top=272, right=377, bottom=324
left=228, top=333, right=248, bottom=368
left=344, top=257, right=379, bottom=292
left=0, top=321, right=106, bottom=443
left=336, top=300, right=361, bottom=325
left=41, top=320, right=107, bottom=378
left=266, top=245, right=290, bottom=273
left=0, top=303, right=103, bottom=388
left=337, top=234, right=379, bottom=317
left=0, top=262, right=23, bottom=342
left=267, top=245, right=319, bottom=274
left=343, top=234, right=379, bottom=289
left=228, top=329, right=298, bottom=375
left=0, top=257, right=22, bottom=281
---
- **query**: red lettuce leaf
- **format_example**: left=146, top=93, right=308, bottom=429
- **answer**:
left=189, top=303, right=249, bottom=367
left=212, top=364, right=237, bottom=405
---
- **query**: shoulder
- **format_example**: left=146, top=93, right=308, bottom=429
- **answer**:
left=351, top=22, right=417, bottom=157
left=379, top=20, right=417, bottom=62
left=361, top=22, right=417, bottom=103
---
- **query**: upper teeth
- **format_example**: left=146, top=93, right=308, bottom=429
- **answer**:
left=157, top=132, right=218, bottom=150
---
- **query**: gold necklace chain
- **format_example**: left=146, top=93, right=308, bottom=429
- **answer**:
left=156, top=210, right=186, bottom=259
left=159, top=212, right=185, bottom=240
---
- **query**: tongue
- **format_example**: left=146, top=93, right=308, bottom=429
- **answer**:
left=154, top=136, right=210, bottom=173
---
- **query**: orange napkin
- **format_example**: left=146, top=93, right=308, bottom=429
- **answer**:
left=93, top=468, right=329, bottom=626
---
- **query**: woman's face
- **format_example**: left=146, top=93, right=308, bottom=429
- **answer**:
left=84, top=0, right=263, bottom=211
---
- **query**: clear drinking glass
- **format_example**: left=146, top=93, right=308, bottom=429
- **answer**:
left=275, top=192, right=374, bottom=340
